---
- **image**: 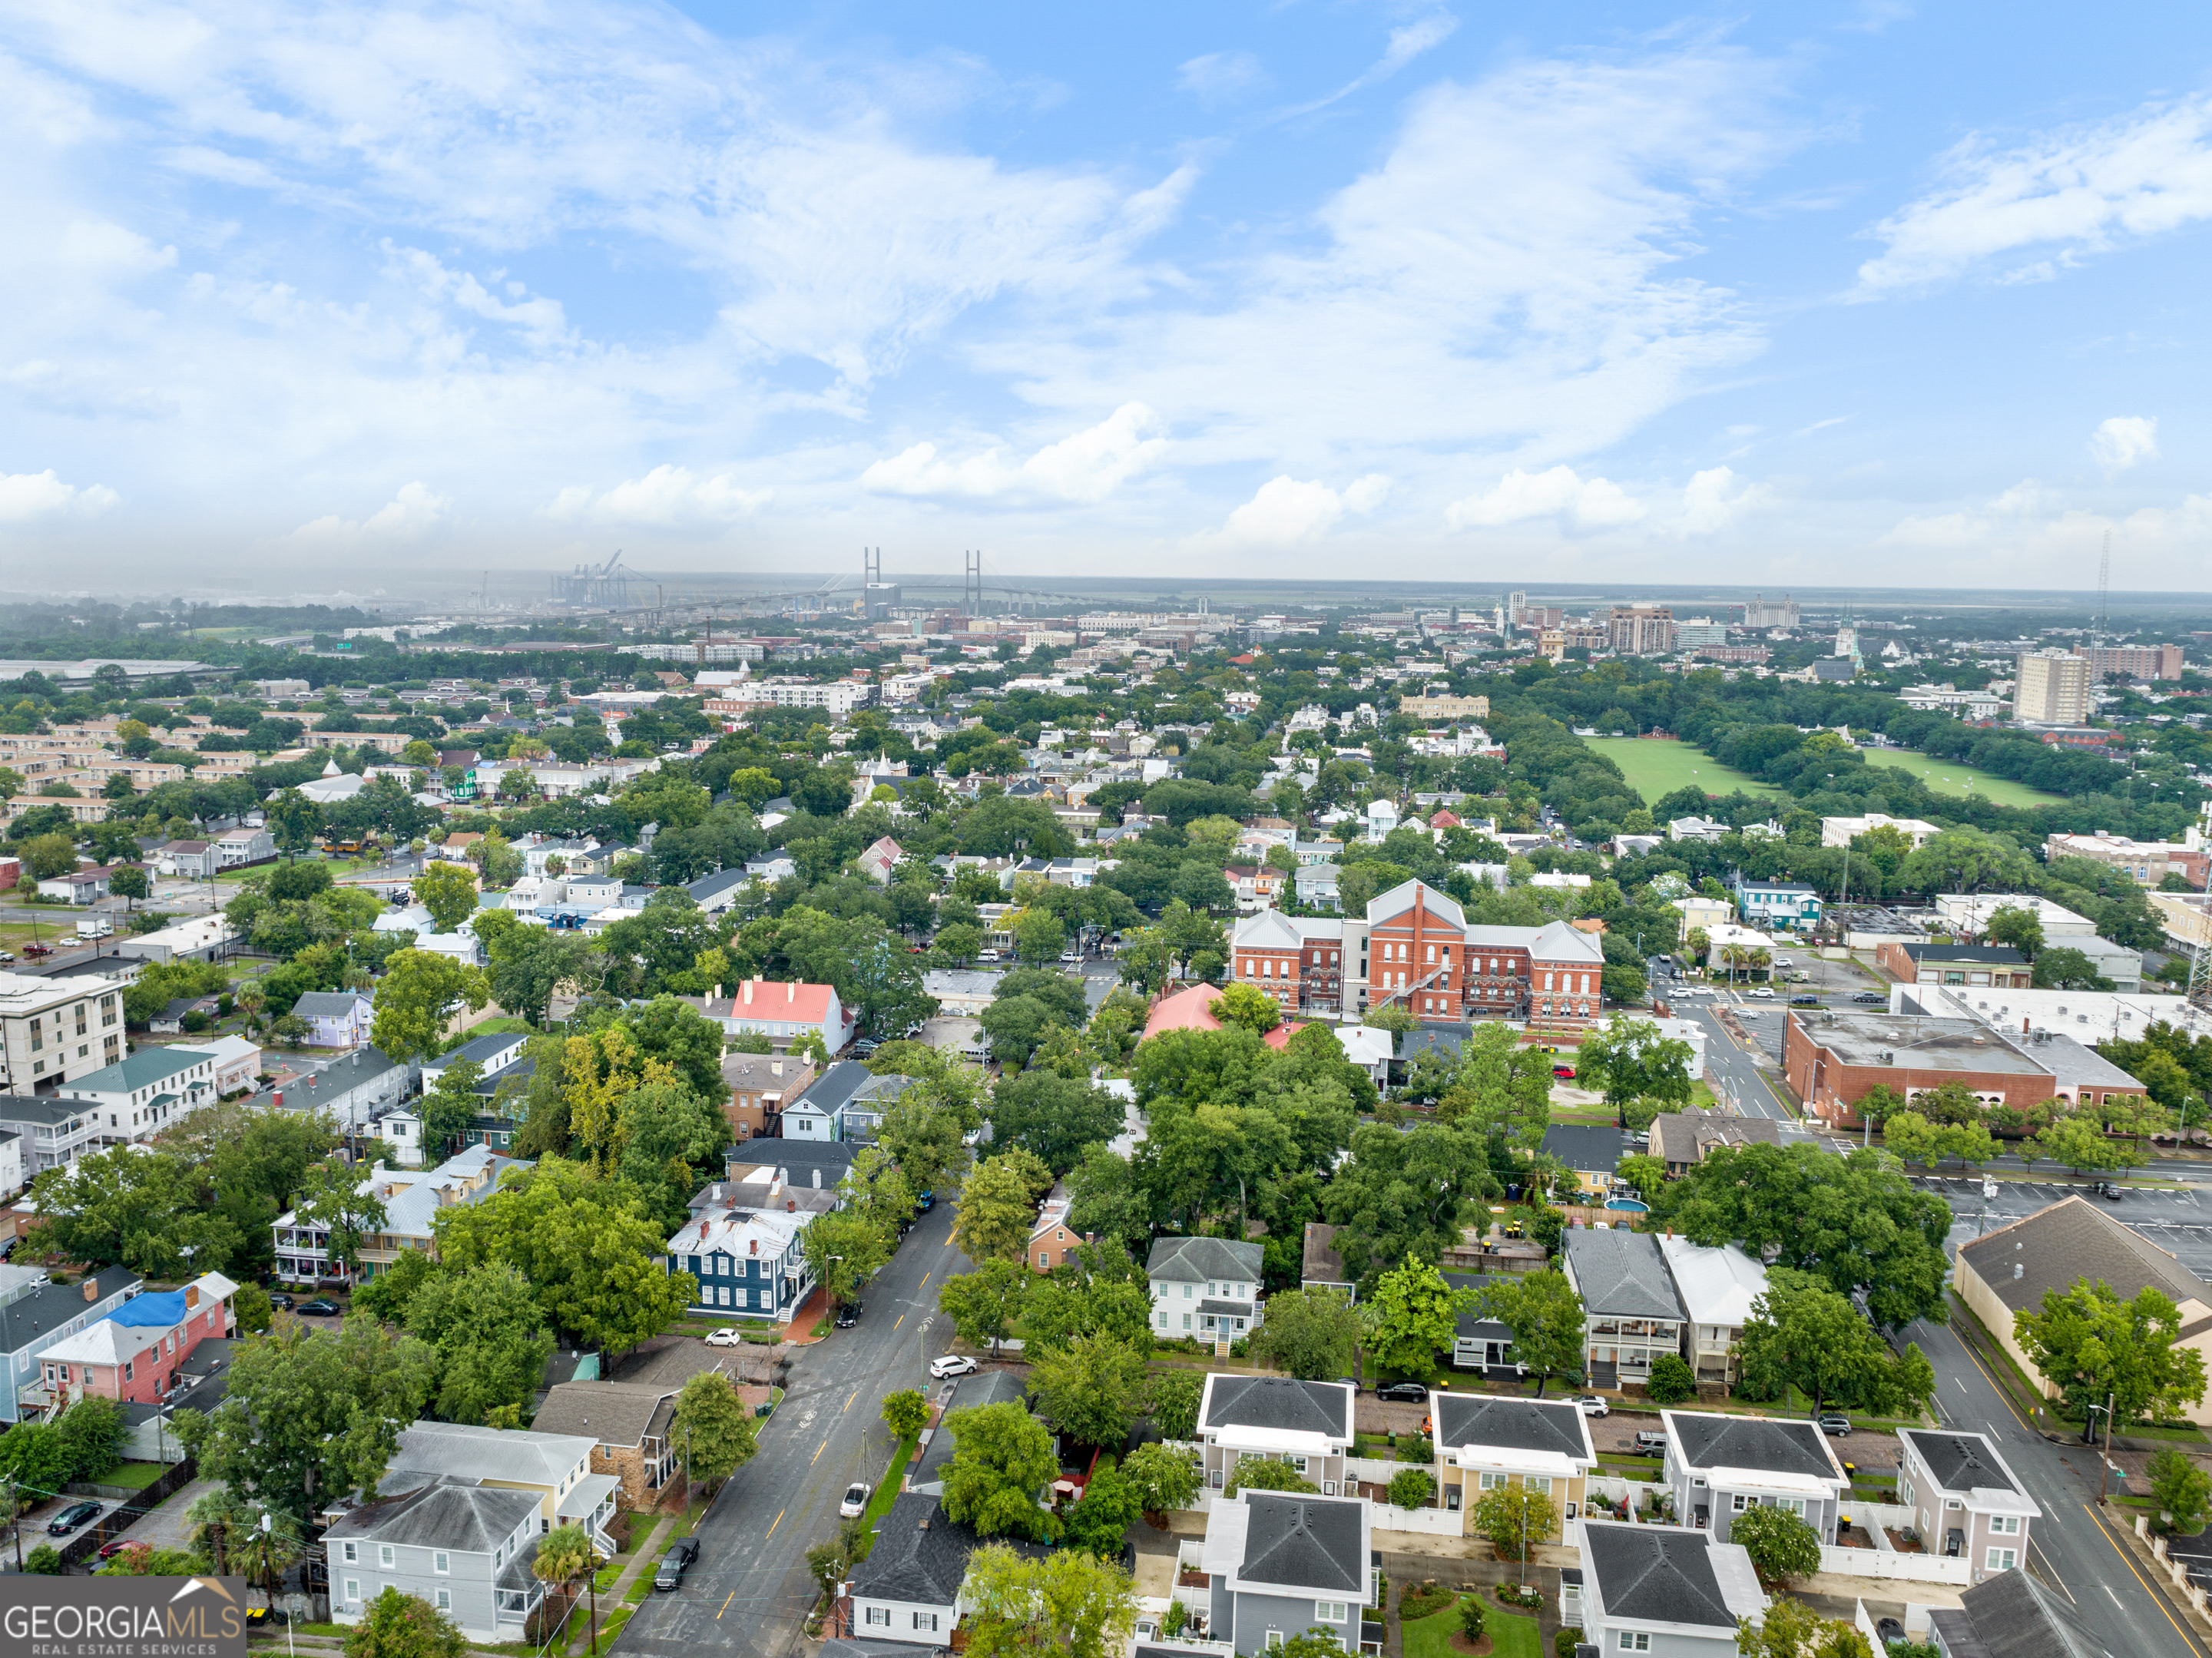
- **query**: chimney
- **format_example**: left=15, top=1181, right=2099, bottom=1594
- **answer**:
left=787, top=982, right=796, bottom=1004
left=813, top=1167, right=822, bottom=1188
left=786, top=1199, right=796, bottom=1213
left=82, top=1279, right=98, bottom=1302
left=186, top=1284, right=199, bottom=1309
left=715, top=984, right=724, bottom=1002
left=771, top=1061, right=783, bottom=1077
left=743, top=981, right=754, bottom=1007
left=750, top=1239, right=758, bottom=1256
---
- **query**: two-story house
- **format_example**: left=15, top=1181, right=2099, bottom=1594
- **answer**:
left=382, top=1419, right=620, bottom=1552
left=1654, top=1236, right=1767, bottom=1390
left=1540, top=1124, right=1628, bottom=1200
left=1731, top=880, right=1822, bottom=933
left=706, top=978, right=856, bottom=1054
left=61, top=1047, right=220, bottom=1146
left=531, top=1382, right=682, bottom=1512
left=1029, top=1182, right=1084, bottom=1272
left=1199, top=1491, right=1377, bottom=1657
left=1430, top=1393, right=1595, bottom=1537
left=664, top=1205, right=809, bottom=1323
left=1571, top=1519, right=1765, bottom=1656
left=720, top=1051, right=816, bottom=1143
left=271, top=1147, right=526, bottom=1285
left=0, top=1094, right=101, bottom=1174
left=291, top=991, right=373, bottom=1047
left=1561, top=1228, right=1687, bottom=1390
left=1929, top=1570, right=2101, bottom=1657
left=326, top=1482, right=546, bottom=1643
left=1661, top=1410, right=1849, bottom=1544
left=1442, top=1272, right=1520, bottom=1375
left=0, top=1264, right=145, bottom=1424
left=1195, top=1375, right=1356, bottom=1497
left=849, top=1491, right=1049, bottom=1647
left=1897, top=1428, right=2041, bottom=1580
left=1149, top=1236, right=1266, bottom=1345
left=28, top=1271, right=237, bottom=1418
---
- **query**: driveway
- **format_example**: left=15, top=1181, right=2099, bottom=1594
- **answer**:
left=611, top=1200, right=974, bottom=1658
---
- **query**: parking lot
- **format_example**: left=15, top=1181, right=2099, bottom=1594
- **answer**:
left=1909, top=1173, right=2212, bottom=1269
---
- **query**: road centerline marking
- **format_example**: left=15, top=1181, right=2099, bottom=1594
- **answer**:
left=767, top=1506, right=786, bottom=1538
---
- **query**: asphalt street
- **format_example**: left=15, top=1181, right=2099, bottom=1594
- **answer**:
left=612, top=1203, right=974, bottom=1658
left=1909, top=1309, right=2209, bottom=1658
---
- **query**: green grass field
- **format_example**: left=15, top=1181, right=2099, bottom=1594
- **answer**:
left=1401, top=1600, right=1540, bottom=1658
left=1860, top=750, right=2065, bottom=807
left=1581, top=738, right=1783, bottom=805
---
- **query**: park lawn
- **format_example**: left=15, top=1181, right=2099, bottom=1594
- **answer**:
left=1581, top=738, right=1784, bottom=806
left=1862, top=751, right=2063, bottom=808
left=1402, top=1600, right=1541, bottom=1658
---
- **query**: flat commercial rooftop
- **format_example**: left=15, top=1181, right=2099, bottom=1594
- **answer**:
left=1788, top=1012, right=2048, bottom=1076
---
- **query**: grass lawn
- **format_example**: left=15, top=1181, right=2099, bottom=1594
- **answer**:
left=1402, top=1600, right=1541, bottom=1658
left=449, top=1015, right=535, bottom=1044
left=1863, top=751, right=2064, bottom=808
left=1581, top=737, right=1784, bottom=805
left=101, top=1461, right=169, bottom=1491
left=863, top=1436, right=919, bottom=1535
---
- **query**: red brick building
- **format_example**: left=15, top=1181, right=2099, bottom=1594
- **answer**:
left=1783, top=1011, right=2147, bottom=1130
left=1873, top=941, right=2033, bottom=989
left=31, top=1272, right=237, bottom=1415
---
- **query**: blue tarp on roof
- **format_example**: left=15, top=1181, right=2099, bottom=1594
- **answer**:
left=110, top=1289, right=189, bottom=1328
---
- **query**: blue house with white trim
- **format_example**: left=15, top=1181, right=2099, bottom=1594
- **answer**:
left=1730, top=879, right=1823, bottom=934
left=664, top=1206, right=812, bottom=1322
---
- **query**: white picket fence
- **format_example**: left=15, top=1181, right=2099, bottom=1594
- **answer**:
left=1346, top=1457, right=1404, bottom=1484
left=1818, top=1546, right=1972, bottom=1586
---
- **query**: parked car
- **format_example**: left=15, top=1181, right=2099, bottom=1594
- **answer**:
left=1551, top=1064, right=1576, bottom=1080
left=1852, top=991, right=1886, bottom=1004
left=48, top=1500, right=101, bottom=1535
left=0, top=951, right=13, bottom=963
left=1874, top=1617, right=1906, bottom=1648
left=1375, top=1381, right=1429, bottom=1404
left=704, top=1327, right=745, bottom=1348
left=2093, top=1180, right=2127, bottom=1200
left=835, top=1300, right=863, bottom=1329
left=297, top=1298, right=341, bottom=1317
left=978, top=949, right=1001, bottom=963
left=929, top=1354, right=979, bottom=1379
left=1631, top=1430, right=1667, bottom=1456
left=1816, top=1414, right=1853, bottom=1436
left=654, top=1538, right=699, bottom=1591
left=915, top=1190, right=935, bottom=1213
left=1575, top=1395, right=1609, bottom=1418
left=98, top=1537, right=137, bottom=1560
left=1746, top=986, right=1775, bottom=999
left=23, top=942, right=51, bottom=958
left=267, top=1292, right=295, bottom=1311
left=839, top=1482, right=869, bottom=1519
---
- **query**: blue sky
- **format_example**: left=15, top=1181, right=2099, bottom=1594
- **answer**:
left=5, top=0, right=2212, bottom=591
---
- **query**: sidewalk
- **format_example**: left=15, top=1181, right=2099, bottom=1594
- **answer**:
left=565, top=1514, right=674, bottom=1653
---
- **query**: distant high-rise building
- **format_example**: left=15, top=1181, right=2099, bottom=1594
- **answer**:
left=2015, top=650, right=2092, bottom=726
left=1673, top=618, right=1729, bottom=649
left=2075, top=643, right=2185, bottom=683
left=1608, top=605, right=1674, bottom=656
left=1743, top=594, right=1799, bottom=630
left=1835, top=624, right=1857, bottom=659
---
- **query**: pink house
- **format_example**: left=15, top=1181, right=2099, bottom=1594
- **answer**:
left=1140, top=983, right=1303, bottom=1049
left=32, top=1272, right=237, bottom=1415
left=856, top=836, right=905, bottom=885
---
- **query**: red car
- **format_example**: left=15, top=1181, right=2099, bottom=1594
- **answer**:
left=23, top=943, right=52, bottom=958
left=1551, top=1064, right=1576, bottom=1080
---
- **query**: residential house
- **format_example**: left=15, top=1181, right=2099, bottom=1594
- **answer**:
left=1430, top=1392, right=1595, bottom=1536
left=177, top=1034, right=261, bottom=1095
left=292, top=990, right=373, bottom=1047
left=1561, top=1227, right=1687, bottom=1390
left=0, top=1129, right=20, bottom=1203
left=906, top=1371, right=1031, bottom=1497
left=1442, top=1272, right=1520, bottom=1376
left=684, top=868, right=754, bottom=915
left=0, top=1264, right=146, bottom=1424
left=1195, top=1375, right=1356, bottom=1497
left=325, top=1483, right=546, bottom=1644
left=531, top=1381, right=683, bottom=1511
left=708, top=978, right=856, bottom=1054
left=263, top=1045, right=418, bottom=1140
left=0, top=1094, right=101, bottom=1174
left=1199, top=1491, right=1376, bottom=1657
left=1148, top=1236, right=1266, bottom=1345
left=1897, top=1428, right=2040, bottom=1580
left=1028, top=1182, right=1083, bottom=1272
left=1654, top=1236, right=1767, bottom=1388
left=857, top=837, right=904, bottom=884
left=157, top=839, right=219, bottom=879
left=1647, top=1110, right=1781, bottom=1178
left=1571, top=1520, right=1765, bottom=1656
left=1660, top=1409, right=1849, bottom=1544
left=1540, top=1124, right=1627, bottom=1199
left=382, top=1418, right=620, bottom=1550
left=1731, top=880, right=1823, bottom=933
left=27, top=1272, right=238, bottom=1418
left=1956, top=1196, right=2212, bottom=1427
left=782, top=1060, right=876, bottom=1142
left=422, top=1030, right=530, bottom=1088
left=1141, top=982, right=1306, bottom=1048
left=0, top=971, right=127, bottom=1092
left=664, top=1204, right=812, bottom=1323
left=271, top=1147, right=527, bottom=1285
left=213, top=825, right=276, bottom=869
left=37, top=863, right=127, bottom=904
left=60, top=1046, right=220, bottom=1146
left=1874, top=941, right=2034, bottom=990
left=1928, top=1567, right=2104, bottom=1658
left=1820, top=813, right=1941, bottom=850
left=727, top=1138, right=855, bottom=1190
left=1299, top=1223, right=1354, bottom=1300
left=721, top=1051, right=816, bottom=1142
left=1667, top=817, right=1731, bottom=843
left=849, top=1491, right=1033, bottom=1646
left=920, top=970, right=1000, bottom=1018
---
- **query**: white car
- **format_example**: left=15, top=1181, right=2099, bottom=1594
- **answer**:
left=839, top=1482, right=869, bottom=1519
left=977, top=949, right=1001, bottom=963
left=929, top=1354, right=979, bottom=1380
left=703, top=1327, right=744, bottom=1348
left=1747, top=987, right=1775, bottom=999
left=1575, top=1395, right=1610, bottom=1418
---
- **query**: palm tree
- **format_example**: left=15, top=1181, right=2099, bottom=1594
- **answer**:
left=184, top=1488, right=253, bottom=1577
left=235, top=982, right=266, bottom=1035
left=237, top=1512, right=304, bottom=1612
left=1747, top=948, right=1772, bottom=984
left=532, top=1524, right=597, bottom=1652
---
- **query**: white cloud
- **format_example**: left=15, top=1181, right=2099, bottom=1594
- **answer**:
left=1447, top=465, right=1643, bottom=532
left=1283, top=12, right=1461, bottom=117
left=2090, top=415, right=2159, bottom=473
left=551, top=467, right=772, bottom=527
left=1681, top=465, right=1767, bottom=534
left=0, top=470, right=119, bottom=522
left=861, top=404, right=1166, bottom=504
left=288, top=482, right=449, bottom=544
left=1859, top=94, right=2212, bottom=292
left=391, top=245, right=570, bottom=347
left=1177, top=51, right=1265, bottom=101
left=1189, top=473, right=1391, bottom=548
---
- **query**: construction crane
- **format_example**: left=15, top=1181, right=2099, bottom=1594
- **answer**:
left=2096, top=530, right=2111, bottom=649
left=551, top=552, right=633, bottom=607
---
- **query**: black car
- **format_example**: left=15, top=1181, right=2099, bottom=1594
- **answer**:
left=267, top=1292, right=296, bottom=1311
left=654, top=1538, right=700, bottom=1591
left=1375, top=1381, right=1428, bottom=1404
left=48, top=1500, right=101, bottom=1535
left=297, top=1298, right=341, bottom=1317
left=835, top=1300, right=863, bottom=1329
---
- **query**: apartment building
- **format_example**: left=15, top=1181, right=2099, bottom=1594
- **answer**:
left=60, top=1046, right=220, bottom=1145
left=2013, top=650, right=2091, bottom=726
left=2045, top=830, right=2208, bottom=891
left=1608, top=606, right=1674, bottom=655
left=2075, top=642, right=2184, bottom=682
left=0, top=972, right=126, bottom=1094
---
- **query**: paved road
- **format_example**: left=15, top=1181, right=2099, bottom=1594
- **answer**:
left=612, top=1201, right=972, bottom=1658
left=1912, top=1310, right=2208, bottom=1658
left=1914, top=1173, right=2212, bottom=1274
left=1673, top=997, right=1829, bottom=1145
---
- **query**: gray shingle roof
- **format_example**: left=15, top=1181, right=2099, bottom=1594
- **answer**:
left=850, top=1493, right=1048, bottom=1606
left=1900, top=1429, right=2018, bottom=1495
left=1202, top=1376, right=1351, bottom=1438
left=1932, top=1566, right=2108, bottom=1658
left=1959, top=1196, right=2212, bottom=1335
left=0, top=1266, right=141, bottom=1355
left=1237, top=1494, right=1363, bottom=1594
left=531, top=1382, right=678, bottom=1451
left=326, top=1481, right=541, bottom=1552
left=1666, top=1411, right=1838, bottom=1481
left=1562, top=1229, right=1684, bottom=1322
left=1581, top=1522, right=1736, bottom=1630
left=911, top=1372, right=1028, bottom=1490
left=1147, top=1236, right=1264, bottom=1283
left=1540, top=1124, right=1628, bottom=1175
left=291, top=991, right=371, bottom=1019
left=1431, top=1394, right=1588, bottom=1461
